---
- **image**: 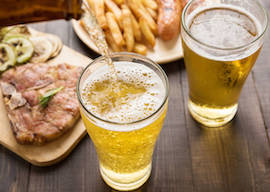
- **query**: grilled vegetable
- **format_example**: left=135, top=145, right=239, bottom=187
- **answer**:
left=4, top=36, right=34, bottom=64
left=0, top=43, right=16, bottom=72
left=2, top=26, right=30, bottom=38
left=39, top=86, right=64, bottom=108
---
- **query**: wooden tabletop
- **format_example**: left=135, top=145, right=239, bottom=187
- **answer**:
left=1, top=1, right=270, bottom=192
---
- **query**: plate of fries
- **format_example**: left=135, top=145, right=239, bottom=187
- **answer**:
left=72, top=0, right=183, bottom=64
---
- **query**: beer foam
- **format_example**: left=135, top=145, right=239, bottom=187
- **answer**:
left=82, top=62, right=166, bottom=128
left=184, top=4, right=263, bottom=61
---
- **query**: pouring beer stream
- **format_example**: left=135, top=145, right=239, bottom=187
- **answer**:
left=81, top=3, right=117, bottom=80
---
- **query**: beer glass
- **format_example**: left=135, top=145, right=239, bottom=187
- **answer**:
left=181, top=0, right=268, bottom=127
left=77, top=53, right=169, bottom=191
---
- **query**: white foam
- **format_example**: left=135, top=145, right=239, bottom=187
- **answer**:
left=184, top=4, right=263, bottom=61
left=81, top=62, right=166, bottom=131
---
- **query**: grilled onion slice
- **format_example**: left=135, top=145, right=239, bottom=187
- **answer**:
left=30, top=36, right=53, bottom=63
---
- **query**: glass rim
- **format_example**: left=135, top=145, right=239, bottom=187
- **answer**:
left=77, top=52, right=169, bottom=126
left=181, top=0, right=269, bottom=51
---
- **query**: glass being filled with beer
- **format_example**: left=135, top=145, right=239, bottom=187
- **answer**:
left=77, top=53, right=169, bottom=191
left=181, top=0, right=268, bottom=127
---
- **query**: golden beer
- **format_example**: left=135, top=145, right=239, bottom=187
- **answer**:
left=77, top=53, right=169, bottom=191
left=181, top=1, right=268, bottom=127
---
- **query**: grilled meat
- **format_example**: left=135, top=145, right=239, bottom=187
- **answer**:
left=0, top=63, right=83, bottom=145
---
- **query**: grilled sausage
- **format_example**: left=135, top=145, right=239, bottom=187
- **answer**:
left=182, top=0, right=189, bottom=9
left=157, top=0, right=189, bottom=41
left=157, top=0, right=182, bottom=40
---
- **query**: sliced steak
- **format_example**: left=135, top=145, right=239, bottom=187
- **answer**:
left=0, top=63, right=83, bottom=145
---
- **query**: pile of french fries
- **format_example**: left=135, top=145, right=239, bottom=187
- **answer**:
left=82, top=0, right=158, bottom=55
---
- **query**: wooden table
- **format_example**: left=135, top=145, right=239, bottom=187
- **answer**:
left=1, top=1, right=270, bottom=191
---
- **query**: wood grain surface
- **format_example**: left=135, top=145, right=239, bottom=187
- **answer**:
left=1, top=0, right=270, bottom=191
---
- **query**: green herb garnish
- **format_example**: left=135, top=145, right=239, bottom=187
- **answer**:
left=39, top=86, right=63, bottom=108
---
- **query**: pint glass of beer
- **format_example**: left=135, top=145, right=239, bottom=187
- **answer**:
left=77, top=53, right=169, bottom=191
left=181, top=0, right=268, bottom=127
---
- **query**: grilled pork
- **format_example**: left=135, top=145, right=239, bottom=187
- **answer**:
left=0, top=63, right=83, bottom=145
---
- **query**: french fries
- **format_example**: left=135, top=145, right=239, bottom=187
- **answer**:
left=81, top=0, right=159, bottom=55
left=139, top=18, right=155, bottom=47
left=127, top=0, right=158, bottom=35
left=130, top=13, right=142, bottom=42
left=112, top=0, right=124, bottom=5
left=142, top=0, right=158, bottom=10
left=134, top=43, right=147, bottom=55
left=105, top=0, right=123, bottom=28
left=106, top=12, right=124, bottom=46
left=121, top=4, right=142, bottom=42
left=122, top=8, right=134, bottom=51
left=147, top=7, right=157, bottom=21
left=105, top=31, right=122, bottom=52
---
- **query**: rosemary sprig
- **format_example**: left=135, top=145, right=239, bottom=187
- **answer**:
left=39, top=86, right=63, bottom=108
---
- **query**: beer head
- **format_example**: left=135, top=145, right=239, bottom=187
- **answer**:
left=181, top=0, right=268, bottom=61
left=77, top=53, right=169, bottom=132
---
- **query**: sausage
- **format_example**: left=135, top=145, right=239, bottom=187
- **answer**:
left=181, top=0, right=189, bottom=10
left=157, top=0, right=189, bottom=41
left=157, top=0, right=182, bottom=41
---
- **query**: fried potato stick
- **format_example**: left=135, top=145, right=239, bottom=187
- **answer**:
left=106, top=12, right=124, bottom=46
left=122, top=8, right=135, bottom=51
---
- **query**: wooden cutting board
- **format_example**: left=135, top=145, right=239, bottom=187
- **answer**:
left=0, top=33, right=92, bottom=166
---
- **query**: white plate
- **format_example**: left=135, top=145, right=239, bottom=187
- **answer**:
left=71, top=19, right=183, bottom=64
